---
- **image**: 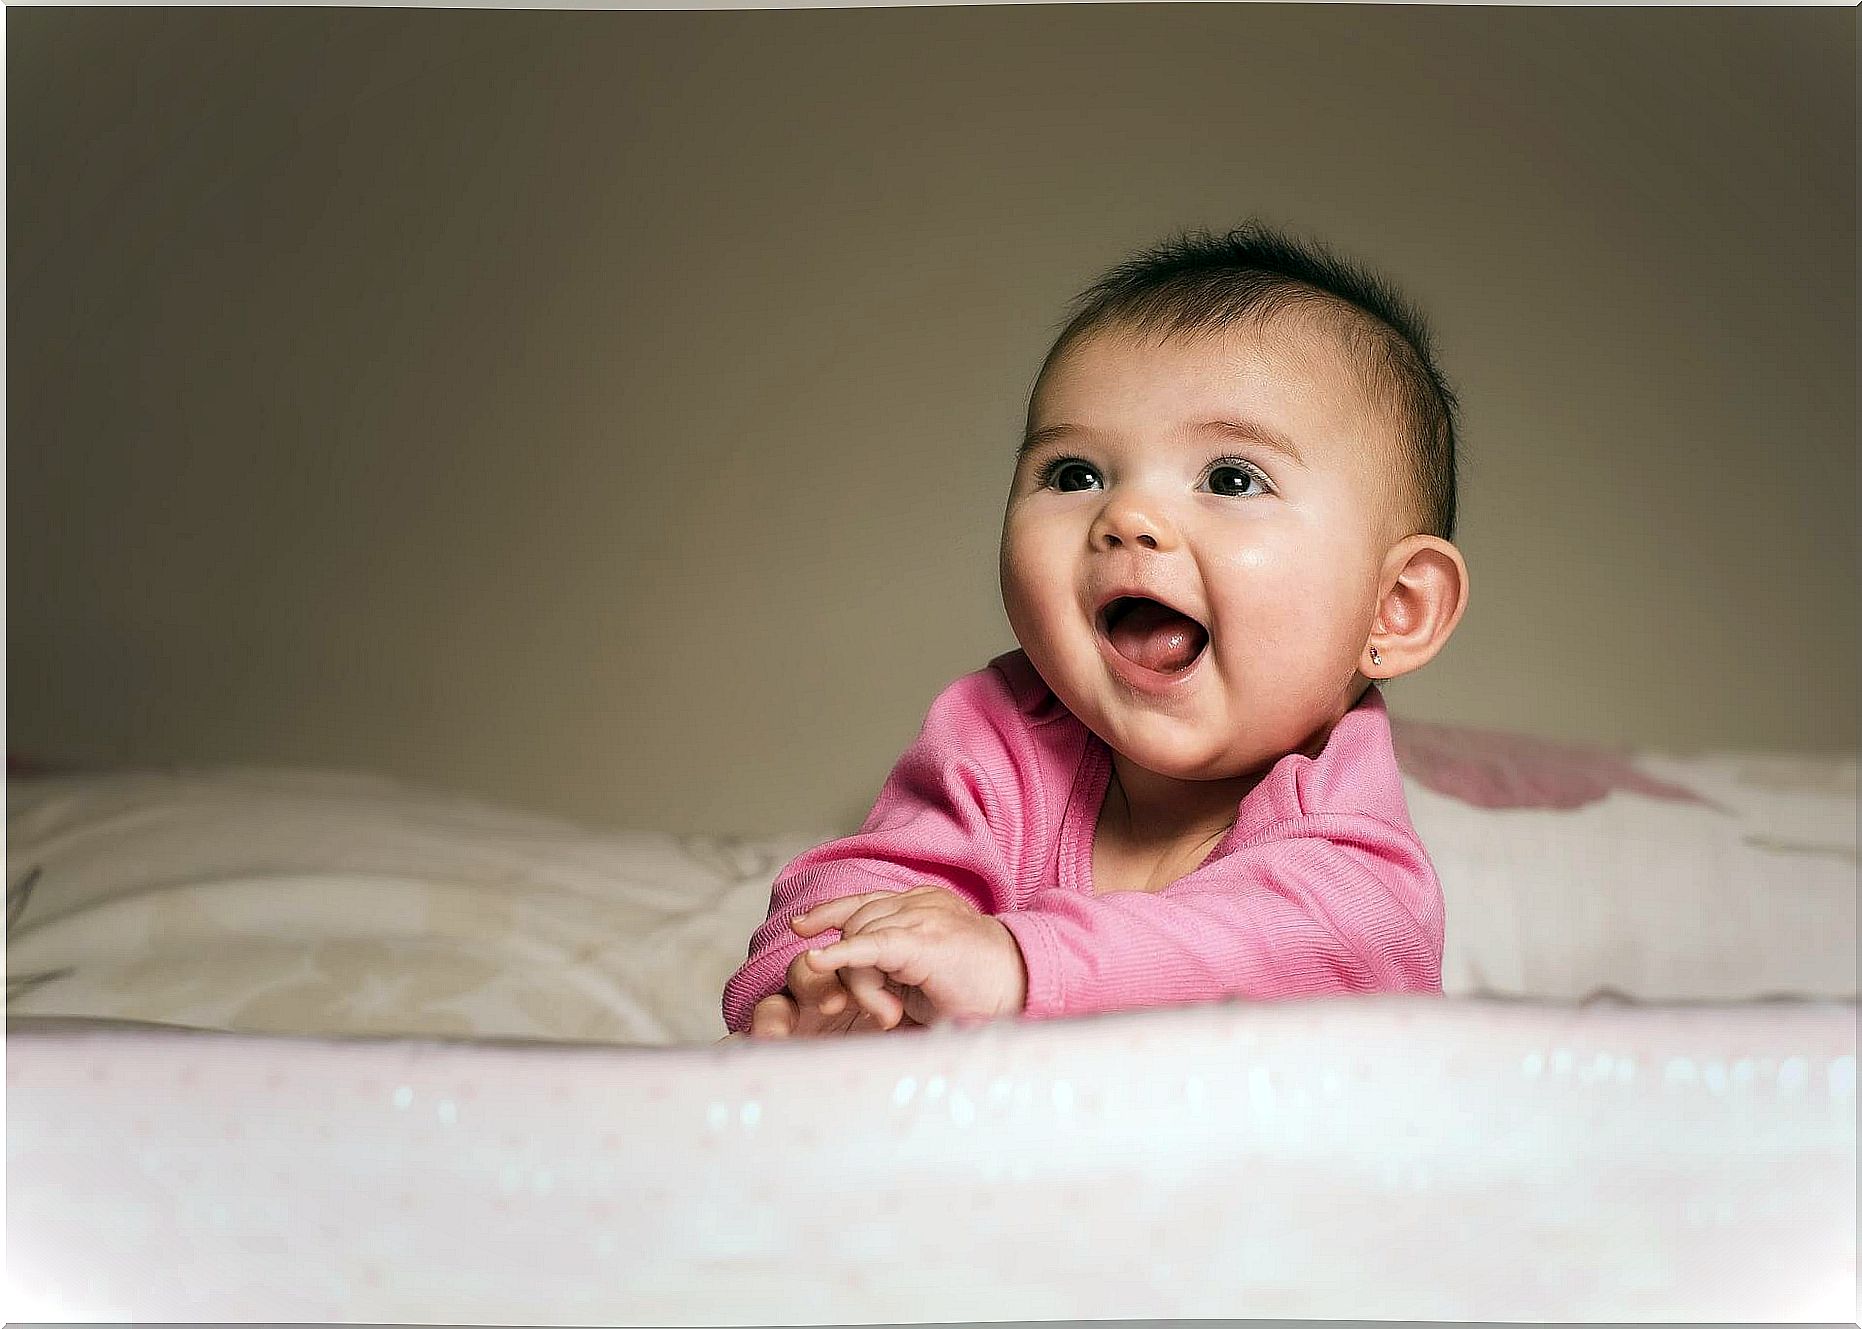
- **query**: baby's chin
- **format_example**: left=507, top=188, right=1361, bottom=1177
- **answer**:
left=1110, top=746, right=1262, bottom=785
left=1084, top=714, right=1251, bottom=783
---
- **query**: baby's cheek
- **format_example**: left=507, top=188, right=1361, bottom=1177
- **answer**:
left=1217, top=549, right=1365, bottom=660
left=1212, top=541, right=1311, bottom=608
left=1000, top=563, right=1072, bottom=657
left=1000, top=540, right=1059, bottom=608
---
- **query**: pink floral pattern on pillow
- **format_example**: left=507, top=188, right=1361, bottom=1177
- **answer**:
left=1389, top=720, right=1715, bottom=812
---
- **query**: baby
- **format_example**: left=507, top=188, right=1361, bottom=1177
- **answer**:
left=723, top=222, right=1468, bottom=1038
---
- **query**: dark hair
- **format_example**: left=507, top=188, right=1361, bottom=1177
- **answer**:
left=1034, top=222, right=1460, bottom=541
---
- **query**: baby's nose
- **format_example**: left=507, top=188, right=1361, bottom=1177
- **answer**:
left=1105, top=530, right=1158, bottom=550
left=1092, top=499, right=1175, bottom=552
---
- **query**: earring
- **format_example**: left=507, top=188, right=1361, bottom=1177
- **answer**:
left=1368, top=646, right=1382, bottom=667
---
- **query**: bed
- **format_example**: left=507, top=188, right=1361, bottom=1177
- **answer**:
left=5, top=720, right=1857, bottom=1321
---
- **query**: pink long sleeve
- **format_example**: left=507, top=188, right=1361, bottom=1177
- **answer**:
left=995, top=812, right=1443, bottom=1020
left=719, top=668, right=1030, bottom=1034
left=720, top=650, right=1444, bottom=1034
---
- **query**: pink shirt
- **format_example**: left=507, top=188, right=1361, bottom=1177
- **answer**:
left=722, top=650, right=1443, bottom=1033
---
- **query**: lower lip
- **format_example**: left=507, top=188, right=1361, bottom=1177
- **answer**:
left=1094, top=622, right=1208, bottom=696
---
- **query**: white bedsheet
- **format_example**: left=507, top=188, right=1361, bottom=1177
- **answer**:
left=6, top=997, right=1856, bottom=1322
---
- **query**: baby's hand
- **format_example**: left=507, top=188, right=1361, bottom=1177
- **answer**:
left=744, top=950, right=923, bottom=1039
left=747, top=989, right=841, bottom=1038
left=791, top=888, right=1027, bottom=1028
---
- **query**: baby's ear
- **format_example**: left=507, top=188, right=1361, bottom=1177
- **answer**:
left=1363, top=535, right=1469, bottom=679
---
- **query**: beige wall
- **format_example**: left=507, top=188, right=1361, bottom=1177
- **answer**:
left=8, top=7, right=1855, bottom=836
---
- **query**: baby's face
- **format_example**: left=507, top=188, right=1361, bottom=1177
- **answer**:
left=1000, top=316, right=1411, bottom=782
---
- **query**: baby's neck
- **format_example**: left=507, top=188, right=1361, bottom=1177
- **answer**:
left=1102, top=756, right=1259, bottom=850
left=1102, top=688, right=1365, bottom=850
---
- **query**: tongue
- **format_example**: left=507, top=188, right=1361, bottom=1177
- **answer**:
left=1108, top=600, right=1208, bottom=673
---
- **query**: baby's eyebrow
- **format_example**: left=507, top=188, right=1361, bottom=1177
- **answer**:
left=1017, top=423, right=1081, bottom=459
left=1017, top=419, right=1306, bottom=466
left=1192, top=419, right=1306, bottom=467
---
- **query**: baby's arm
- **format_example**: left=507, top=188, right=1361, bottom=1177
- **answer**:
left=998, top=815, right=1443, bottom=1020
left=779, top=819, right=1437, bottom=1029
left=720, top=669, right=1027, bottom=1037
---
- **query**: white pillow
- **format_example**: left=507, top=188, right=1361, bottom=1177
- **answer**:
left=5, top=768, right=799, bottom=1045
left=1389, top=721, right=1857, bottom=1000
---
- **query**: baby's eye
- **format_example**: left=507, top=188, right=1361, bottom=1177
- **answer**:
left=1205, top=461, right=1271, bottom=498
left=1037, top=458, right=1103, bottom=492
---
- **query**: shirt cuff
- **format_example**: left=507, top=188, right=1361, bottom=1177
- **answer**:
left=996, top=909, right=1065, bottom=1020
left=721, top=932, right=830, bottom=1033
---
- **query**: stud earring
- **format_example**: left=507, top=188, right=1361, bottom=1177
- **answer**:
left=1368, top=646, right=1382, bottom=667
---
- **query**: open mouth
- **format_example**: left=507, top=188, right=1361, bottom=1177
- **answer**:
left=1098, top=596, right=1210, bottom=675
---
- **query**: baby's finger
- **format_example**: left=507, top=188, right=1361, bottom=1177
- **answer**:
left=831, top=894, right=913, bottom=942
left=788, top=892, right=897, bottom=937
left=786, top=954, right=866, bottom=1019
left=811, top=977, right=856, bottom=1018
left=805, top=929, right=921, bottom=983
left=749, top=993, right=798, bottom=1039
left=786, top=950, right=853, bottom=1014
left=841, top=964, right=904, bottom=1029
